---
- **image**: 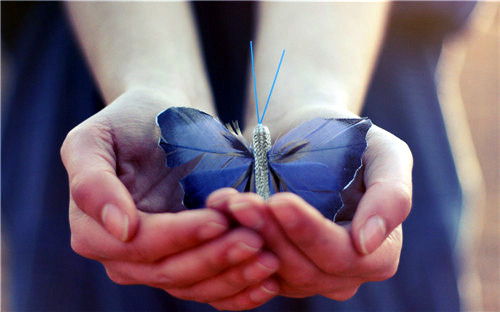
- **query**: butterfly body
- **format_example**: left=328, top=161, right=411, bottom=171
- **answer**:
left=252, top=124, right=272, bottom=199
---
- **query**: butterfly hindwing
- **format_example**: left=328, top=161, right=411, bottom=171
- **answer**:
left=269, top=161, right=343, bottom=219
left=180, top=165, right=253, bottom=208
left=269, top=117, right=371, bottom=218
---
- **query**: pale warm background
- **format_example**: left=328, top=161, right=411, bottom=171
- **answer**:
left=438, top=2, right=499, bottom=311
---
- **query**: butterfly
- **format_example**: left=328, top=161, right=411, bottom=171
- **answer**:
left=156, top=42, right=371, bottom=220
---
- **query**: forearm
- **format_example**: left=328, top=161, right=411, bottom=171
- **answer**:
left=247, top=2, right=388, bottom=127
left=66, top=2, right=213, bottom=113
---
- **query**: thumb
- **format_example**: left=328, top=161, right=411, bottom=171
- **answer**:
left=351, top=127, right=413, bottom=255
left=61, top=124, right=139, bottom=241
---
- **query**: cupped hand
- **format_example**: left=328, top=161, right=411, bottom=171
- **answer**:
left=208, top=105, right=413, bottom=300
left=60, top=89, right=280, bottom=310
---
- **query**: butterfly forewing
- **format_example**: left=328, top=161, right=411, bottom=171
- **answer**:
left=268, top=117, right=371, bottom=219
left=157, top=107, right=254, bottom=208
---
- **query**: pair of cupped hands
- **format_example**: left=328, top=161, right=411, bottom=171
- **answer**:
left=61, top=90, right=413, bottom=311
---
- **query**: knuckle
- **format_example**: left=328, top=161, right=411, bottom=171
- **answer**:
left=398, top=139, right=413, bottom=164
left=70, top=234, right=88, bottom=257
left=62, top=122, right=114, bottom=171
left=375, top=261, right=399, bottom=282
left=223, top=267, right=246, bottom=288
left=167, top=285, right=194, bottom=302
left=60, top=127, right=81, bottom=163
left=104, top=267, right=129, bottom=285
left=392, top=183, right=412, bottom=216
left=233, top=295, right=257, bottom=311
left=204, top=251, right=227, bottom=274
left=69, top=231, right=99, bottom=260
left=152, top=270, right=175, bottom=288
left=330, top=286, right=360, bottom=301
left=69, top=174, right=92, bottom=207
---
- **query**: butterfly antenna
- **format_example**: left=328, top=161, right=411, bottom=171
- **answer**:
left=260, top=49, right=285, bottom=124
left=250, top=41, right=261, bottom=124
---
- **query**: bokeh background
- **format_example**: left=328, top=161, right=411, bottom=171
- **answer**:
left=1, top=2, right=499, bottom=311
left=441, top=3, right=499, bottom=310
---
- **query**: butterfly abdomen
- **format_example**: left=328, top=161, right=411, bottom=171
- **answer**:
left=252, top=124, right=271, bottom=199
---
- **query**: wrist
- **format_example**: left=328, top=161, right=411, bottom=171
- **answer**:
left=108, top=85, right=216, bottom=117
left=123, top=69, right=212, bottom=107
left=244, top=75, right=357, bottom=124
left=243, top=104, right=359, bottom=141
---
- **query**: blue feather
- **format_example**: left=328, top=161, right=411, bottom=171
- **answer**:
left=180, top=165, right=253, bottom=208
left=268, top=117, right=371, bottom=217
left=157, top=107, right=253, bottom=172
left=157, top=107, right=371, bottom=218
left=269, top=162, right=344, bottom=219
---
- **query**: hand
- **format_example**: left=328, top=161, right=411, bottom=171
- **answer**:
left=60, top=89, right=280, bottom=310
left=246, top=104, right=413, bottom=255
left=208, top=106, right=412, bottom=300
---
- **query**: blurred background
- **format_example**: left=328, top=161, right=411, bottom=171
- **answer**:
left=439, top=3, right=499, bottom=310
left=1, top=1, right=499, bottom=311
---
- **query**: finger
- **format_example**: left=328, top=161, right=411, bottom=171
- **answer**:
left=208, top=278, right=279, bottom=311
left=225, top=193, right=329, bottom=295
left=61, top=122, right=138, bottom=241
left=167, top=251, right=279, bottom=303
left=206, top=187, right=240, bottom=211
left=352, top=126, right=413, bottom=254
left=101, top=228, right=264, bottom=288
left=227, top=192, right=267, bottom=231
left=267, top=193, right=359, bottom=274
left=267, top=193, right=400, bottom=282
left=322, top=285, right=361, bottom=302
left=70, top=205, right=229, bottom=262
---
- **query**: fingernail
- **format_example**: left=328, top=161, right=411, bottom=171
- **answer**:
left=206, top=188, right=237, bottom=208
left=256, top=254, right=279, bottom=272
left=229, top=201, right=251, bottom=211
left=242, top=253, right=279, bottom=282
left=198, top=221, right=228, bottom=240
left=228, top=240, right=262, bottom=264
left=261, top=279, right=279, bottom=294
left=229, top=201, right=264, bottom=230
left=208, top=197, right=227, bottom=208
left=101, top=204, right=129, bottom=241
left=359, top=215, right=386, bottom=254
left=249, top=279, right=279, bottom=303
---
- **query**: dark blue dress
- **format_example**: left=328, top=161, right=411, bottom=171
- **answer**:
left=2, top=2, right=475, bottom=311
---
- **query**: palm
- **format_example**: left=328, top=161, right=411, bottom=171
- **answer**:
left=91, top=93, right=190, bottom=213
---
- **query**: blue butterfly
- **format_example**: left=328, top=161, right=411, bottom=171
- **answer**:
left=156, top=42, right=371, bottom=220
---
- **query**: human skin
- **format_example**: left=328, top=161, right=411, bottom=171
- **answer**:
left=64, top=2, right=280, bottom=309
left=61, top=90, right=281, bottom=309
left=62, top=2, right=412, bottom=310
left=207, top=108, right=413, bottom=302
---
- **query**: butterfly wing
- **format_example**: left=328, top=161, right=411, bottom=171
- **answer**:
left=157, top=107, right=253, bottom=208
left=268, top=117, right=371, bottom=219
left=180, top=165, right=253, bottom=208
